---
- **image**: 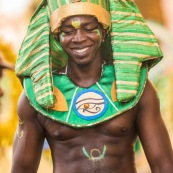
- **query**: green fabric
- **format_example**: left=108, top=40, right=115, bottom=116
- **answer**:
left=16, top=0, right=162, bottom=109
left=15, top=1, right=68, bottom=108
left=109, top=0, right=162, bottom=101
left=24, top=64, right=147, bottom=128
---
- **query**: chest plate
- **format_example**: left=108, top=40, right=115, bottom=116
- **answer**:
left=24, top=64, right=147, bottom=128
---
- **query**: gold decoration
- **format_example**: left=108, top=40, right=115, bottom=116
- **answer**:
left=72, top=20, right=81, bottom=29
left=111, top=80, right=117, bottom=102
left=18, top=115, right=24, bottom=125
left=51, top=86, right=68, bottom=111
left=17, top=130, right=24, bottom=139
left=50, top=2, right=110, bottom=33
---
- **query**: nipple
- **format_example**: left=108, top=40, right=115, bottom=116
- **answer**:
left=121, top=127, right=128, bottom=133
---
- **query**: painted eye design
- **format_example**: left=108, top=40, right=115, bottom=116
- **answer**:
left=77, top=98, right=104, bottom=113
left=73, top=89, right=108, bottom=120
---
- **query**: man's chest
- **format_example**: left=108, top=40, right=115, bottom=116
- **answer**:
left=38, top=106, right=138, bottom=142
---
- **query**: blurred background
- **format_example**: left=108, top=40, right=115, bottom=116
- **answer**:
left=0, top=0, right=173, bottom=172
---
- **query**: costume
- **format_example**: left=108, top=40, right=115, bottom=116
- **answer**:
left=16, top=0, right=162, bottom=128
left=24, top=63, right=147, bottom=127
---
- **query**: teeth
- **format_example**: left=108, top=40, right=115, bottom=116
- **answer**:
left=72, top=47, right=89, bottom=53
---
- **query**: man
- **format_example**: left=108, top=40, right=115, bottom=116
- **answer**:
left=12, top=0, right=173, bottom=173
left=0, top=54, right=14, bottom=98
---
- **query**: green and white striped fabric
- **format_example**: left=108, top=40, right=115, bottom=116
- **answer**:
left=16, top=1, right=68, bottom=108
left=109, top=0, right=162, bottom=101
left=15, top=0, right=162, bottom=108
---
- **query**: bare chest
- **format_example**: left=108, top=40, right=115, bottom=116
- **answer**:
left=38, top=106, right=138, bottom=141
left=38, top=107, right=138, bottom=173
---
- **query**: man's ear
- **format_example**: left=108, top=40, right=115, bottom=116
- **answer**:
left=102, top=29, right=107, bottom=42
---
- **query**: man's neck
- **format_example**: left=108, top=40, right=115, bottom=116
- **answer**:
left=67, top=60, right=104, bottom=88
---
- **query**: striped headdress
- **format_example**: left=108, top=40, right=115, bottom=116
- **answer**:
left=15, top=0, right=162, bottom=108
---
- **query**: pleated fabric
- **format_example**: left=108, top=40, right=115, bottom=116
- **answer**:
left=16, top=0, right=68, bottom=108
left=110, top=0, right=162, bottom=101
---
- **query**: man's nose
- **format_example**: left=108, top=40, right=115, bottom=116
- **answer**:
left=72, top=29, right=86, bottom=43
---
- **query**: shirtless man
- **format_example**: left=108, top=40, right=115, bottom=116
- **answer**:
left=12, top=1, right=173, bottom=173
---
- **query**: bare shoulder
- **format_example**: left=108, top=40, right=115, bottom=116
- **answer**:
left=12, top=90, right=45, bottom=173
left=17, top=90, right=38, bottom=122
left=139, top=79, right=159, bottom=108
left=136, top=79, right=162, bottom=131
left=137, top=79, right=160, bottom=117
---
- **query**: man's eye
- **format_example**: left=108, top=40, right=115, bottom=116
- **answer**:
left=85, top=28, right=94, bottom=32
left=84, top=26, right=98, bottom=32
left=61, top=30, right=74, bottom=35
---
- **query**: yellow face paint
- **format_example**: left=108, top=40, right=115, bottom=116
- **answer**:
left=72, top=20, right=81, bottom=29
left=93, top=29, right=103, bottom=45
left=60, top=32, right=65, bottom=41
left=93, top=29, right=101, bottom=36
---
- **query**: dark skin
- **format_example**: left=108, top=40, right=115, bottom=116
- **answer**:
left=11, top=16, right=173, bottom=173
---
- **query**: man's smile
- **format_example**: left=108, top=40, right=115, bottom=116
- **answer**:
left=71, top=46, right=91, bottom=54
left=59, top=16, right=105, bottom=65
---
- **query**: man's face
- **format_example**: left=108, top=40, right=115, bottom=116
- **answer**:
left=58, top=15, right=106, bottom=66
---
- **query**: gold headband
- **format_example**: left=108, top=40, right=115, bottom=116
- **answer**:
left=50, top=2, right=111, bottom=34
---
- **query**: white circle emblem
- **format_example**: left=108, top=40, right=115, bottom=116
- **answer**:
left=73, top=89, right=108, bottom=120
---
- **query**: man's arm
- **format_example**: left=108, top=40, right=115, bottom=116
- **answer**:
left=11, top=91, right=45, bottom=173
left=136, top=80, right=173, bottom=173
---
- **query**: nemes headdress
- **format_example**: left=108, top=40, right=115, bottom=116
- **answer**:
left=16, top=0, right=162, bottom=108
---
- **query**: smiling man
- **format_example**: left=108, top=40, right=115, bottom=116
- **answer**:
left=59, top=16, right=106, bottom=87
left=12, top=0, right=173, bottom=173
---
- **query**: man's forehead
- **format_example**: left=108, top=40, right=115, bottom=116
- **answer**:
left=61, top=15, right=98, bottom=26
